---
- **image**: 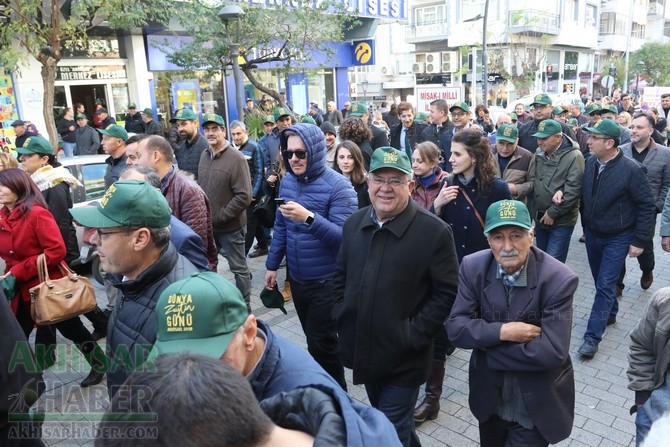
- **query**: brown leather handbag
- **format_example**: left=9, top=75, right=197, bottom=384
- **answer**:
left=29, top=254, right=97, bottom=325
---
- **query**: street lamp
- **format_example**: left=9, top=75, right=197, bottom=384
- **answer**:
left=361, top=80, right=369, bottom=105
left=218, top=4, right=246, bottom=122
left=463, top=0, right=489, bottom=106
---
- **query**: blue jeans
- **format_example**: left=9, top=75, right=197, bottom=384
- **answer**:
left=365, top=383, right=421, bottom=447
left=636, top=406, right=652, bottom=447
left=62, top=141, right=76, bottom=157
left=533, top=225, right=574, bottom=263
left=290, top=279, right=346, bottom=390
left=214, top=228, right=251, bottom=305
left=584, top=229, right=633, bottom=343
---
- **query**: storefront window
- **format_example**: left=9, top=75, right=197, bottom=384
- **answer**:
left=111, top=84, right=129, bottom=123
left=153, top=71, right=225, bottom=124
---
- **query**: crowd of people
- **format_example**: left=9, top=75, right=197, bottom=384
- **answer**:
left=3, top=90, right=670, bottom=447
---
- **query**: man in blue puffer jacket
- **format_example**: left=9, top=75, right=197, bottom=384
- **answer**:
left=264, top=123, right=357, bottom=390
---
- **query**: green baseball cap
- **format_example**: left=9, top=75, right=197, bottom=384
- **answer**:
left=531, top=119, right=562, bottom=138
left=349, top=102, right=367, bottom=117
left=567, top=118, right=579, bottom=127
left=414, top=112, right=429, bottom=123
left=170, top=108, right=197, bottom=123
left=201, top=113, right=225, bottom=127
left=602, top=105, right=619, bottom=116
left=484, top=200, right=532, bottom=233
left=15, top=136, right=53, bottom=155
left=274, top=107, right=292, bottom=120
left=69, top=180, right=172, bottom=229
left=585, top=103, right=602, bottom=115
left=128, top=103, right=137, bottom=109
left=97, top=124, right=128, bottom=141
left=141, top=108, right=154, bottom=117
left=369, top=146, right=412, bottom=175
left=553, top=106, right=568, bottom=115
left=300, top=115, right=316, bottom=125
left=509, top=112, right=518, bottom=121
left=263, top=115, right=275, bottom=124
left=147, top=272, right=249, bottom=361
left=449, top=101, right=471, bottom=113
left=530, top=93, right=552, bottom=106
left=76, top=113, right=87, bottom=120
left=585, top=119, right=622, bottom=139
left=260, top=284, right=287, bottom=315
left=496, top=124, right=518, bottom=143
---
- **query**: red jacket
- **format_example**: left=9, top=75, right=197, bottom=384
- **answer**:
left=0, top=205, right=66, bottom=313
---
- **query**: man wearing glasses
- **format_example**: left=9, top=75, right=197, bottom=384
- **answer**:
left=70, top=180, right=200, bottom=396
left=333, top=146, right=459, bottom=446
left=263, top=123, right=357, bottom=391
left=579, top=119, right=655, bottom=359
left=517, top=93, right=577, bottom=151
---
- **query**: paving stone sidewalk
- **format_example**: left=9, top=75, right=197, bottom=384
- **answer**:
left=35, top=221, right=662, bottom=446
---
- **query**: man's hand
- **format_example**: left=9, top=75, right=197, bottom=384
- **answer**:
left=279, top=201, right=311, bottom=223
left=662, top=236, right=670, bottom=252
left=264, top=270, right=278, bottom=290
left=500, top=322, right=541, bottom=343
left=629, top=245, right=644, bottom=258
left=507, top=183, right=518, bottom=197
left=539, top=213, right=555, bottom=226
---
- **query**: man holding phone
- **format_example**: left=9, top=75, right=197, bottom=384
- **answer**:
left=529, top=119, right=584, bottom=263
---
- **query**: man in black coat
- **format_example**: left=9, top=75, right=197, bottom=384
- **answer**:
left=333, top=147, right=459, bottom=447
left=124, top=103, right=144, bottom=134
left=517, top=93, right=577, bottom=151
left=389, top=102, right=425, bottom=158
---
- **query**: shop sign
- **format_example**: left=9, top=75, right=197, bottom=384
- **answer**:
left=56, top=66, right=127, bottom=81
left=415, top=86, right=461, bottom=113
left=372, top=95, right=387, bottom=100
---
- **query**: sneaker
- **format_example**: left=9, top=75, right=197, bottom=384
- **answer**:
left=248, top=247, right=269, bottom=258
left=579, top=235, right=586, bottom=243
left=578, top=340, right=599, bottom=358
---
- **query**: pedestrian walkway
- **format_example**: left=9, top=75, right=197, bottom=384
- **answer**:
left=35, top=221, right=659, bottom=446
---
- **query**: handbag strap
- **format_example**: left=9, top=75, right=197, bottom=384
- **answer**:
left=461, top=188, right=485, bottom=230
left=36, top=254, right=50, bottom=284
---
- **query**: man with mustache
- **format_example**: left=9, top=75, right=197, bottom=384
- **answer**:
left=448, top=200, right=578, bottom=447
left=172, top=108, right=208, bottom=180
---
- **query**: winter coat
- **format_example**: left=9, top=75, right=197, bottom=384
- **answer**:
left=176, top=133, right=208, bottom=180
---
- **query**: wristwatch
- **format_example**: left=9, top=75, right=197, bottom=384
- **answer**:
left=305, top=212, right=315, bottom=225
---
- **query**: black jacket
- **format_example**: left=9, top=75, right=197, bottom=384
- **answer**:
left=42, top=182, right=79, bottom=264
left=176, top=134, right=208, bottom=180
left=124, top=112, right=144, bottom=133
left=421, top=120, right=454, bottom=146
left=333, top=200, right=459, bottom=387
left=389, top=122, right=425, bottom=158
left=518, top=119, right=577, bottom=152
left=106, top=243, right=199, bottom=397
left=57, top=117, right=76, bottom=143
left=582, top=150, right=656, bottom=248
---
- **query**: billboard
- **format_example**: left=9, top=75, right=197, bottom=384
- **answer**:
left=415, top=86, right=461, bottom=114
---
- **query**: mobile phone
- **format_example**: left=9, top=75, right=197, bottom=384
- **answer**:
left=536, top=211, right=545, bottom=220
left=274, top=198, right=286, bottom=206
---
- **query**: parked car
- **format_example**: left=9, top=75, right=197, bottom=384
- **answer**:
left=60, top=154, right=108, bottom=284
left=505, top=93, right=583, bottom=114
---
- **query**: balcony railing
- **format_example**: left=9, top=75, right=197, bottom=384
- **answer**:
left=507, top=10, right=560, bottom=36
left=405, top=20, right=449, bottom=42
left=649, top=0, right=665, bottom=16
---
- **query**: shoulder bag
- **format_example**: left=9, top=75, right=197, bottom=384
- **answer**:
left=29, top=254, right=97, bottom=325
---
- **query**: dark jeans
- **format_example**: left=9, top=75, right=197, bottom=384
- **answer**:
left=534, top=225, right=575, bottom=263
left=479, top=414, right=548, bottom=447
left=365, top=382, right=421, bottom=447
left=618, top=236, right=655, bottom=289
left=245, top=201, right=268, bottom=254
left=584, top=229, right=633, bottom=344
left=290, top=278, right=346, bottom=390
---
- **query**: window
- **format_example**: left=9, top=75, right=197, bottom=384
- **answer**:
left=461, top=0, right=485, bottom=22
left=599, top=12, right=628, bottom=35
left=564, top=0, right=578, bottom=22
left=585, top=4, right=597, bottom=28
left=81, top=164, right=108, bottom=201
left=414, top=5, right=445, bottom=26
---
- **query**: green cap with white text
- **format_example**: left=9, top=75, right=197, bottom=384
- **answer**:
left=585, top=119, right=622, bottom=139
left=484, top=200, right=532, bottom=234
left=369, top=146, right=412, bottom=174
left=496, top=124, right=518, bottom=143
left=449, top=101, right=471, bottom=113
left=349, top=102, right=367, bottom=117
left=531, top=119, right=562, bottom=138
left=97, top=124, right=128, bottom=141
left=170, top=108, right=197, bottom=123
left=15, top=136, right=53, bottom=155
left=201, top=113, right=225, bottom=127
left=530, top=93, right=552, bottom=106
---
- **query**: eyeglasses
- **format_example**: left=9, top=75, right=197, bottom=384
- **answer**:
left=96, top=227, right=138, bottom=238
left=367, top=176, right=411, bottom=187
left=530, top=104, right=551, bottom=110
left=451, top=111, right=466, bottom=118
left=587, top=136, right=612, bottom=142
left=284, top=150, right=307, bottom=160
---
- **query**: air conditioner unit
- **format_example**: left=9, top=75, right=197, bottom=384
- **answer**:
left=441, top=51, right=458, bottom=73
left=415, top=53, right=426, bottom=63
left=381, top=65, right=394, bottom=76
left=426, top=62, right=440, bottom=74
left=425, top=52, right=441, bottom=65
left=412, top=62, right=425, bottom=74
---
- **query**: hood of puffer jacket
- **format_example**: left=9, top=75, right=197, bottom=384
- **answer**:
left=280, top=123, right=326, bottom=182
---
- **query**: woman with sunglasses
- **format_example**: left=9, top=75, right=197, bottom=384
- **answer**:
left=414, top=129, right=511, bottom=425
left=0, top=169, right=106, bottom=387
left=333, top=141, right=370, bottom=209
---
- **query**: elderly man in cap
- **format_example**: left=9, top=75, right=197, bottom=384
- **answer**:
left=171, top=108, right=207, bottom=179
left=349, top=102, right=389, bottom=149
left=579, top=119, right=655, bottom=358
left=198, top=113, right=253, bottom=311
left=75, top=113, right=100, bottom=155
left=575, top=103, right=603, bottom=157
left=333, top=146, right=459, bottom=446
left=98, top=124, right=128, bottom=188
left=141, top=108, right=163, bottom=136
left=529, top=119, right=584, bottom=263
left=147, top=272, right=403, bottom=446
left=124, top=103, right=144, bottom=134
left=493, top=123, right=535, bottom=203
left=10, top=120, right=38, bottom=148
left=517, top=93, right=576, bottom=151
left=448, top=199, right=577, bottom=447
left=69, top=180, right=199, bottom=396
